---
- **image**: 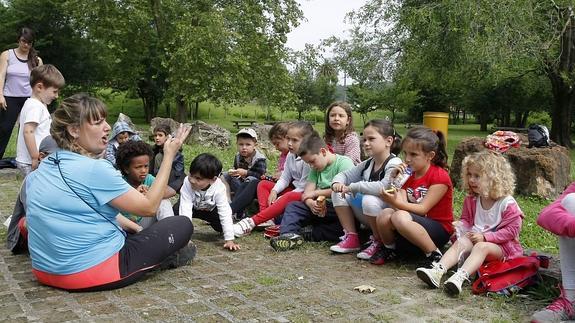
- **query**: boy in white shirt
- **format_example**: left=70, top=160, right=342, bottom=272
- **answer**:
left=175, top=153, right=241, bottom=251
left=16, top=64, right=64, bottom=175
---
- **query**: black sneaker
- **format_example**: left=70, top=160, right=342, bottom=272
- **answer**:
left=270, top=233, right=304, bottom=251
left=158, top=243, right=197, bottom=270
left=369, top=246, right=397, bottom=265
left=299, top=225, right=313, bottom=241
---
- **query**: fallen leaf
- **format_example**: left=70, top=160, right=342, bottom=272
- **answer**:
left=354, top=285, right=376, bottom=293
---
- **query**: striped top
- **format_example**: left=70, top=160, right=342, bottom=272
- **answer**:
left=330, top=132, right=361, bottom=165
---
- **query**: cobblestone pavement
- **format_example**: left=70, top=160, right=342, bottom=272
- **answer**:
left=0, top=171, right=544, bottom=322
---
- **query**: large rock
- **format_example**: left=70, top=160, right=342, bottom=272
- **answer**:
left=450, top=137, right=571, bottom=199
left=249, top=123, right=276, bottom=159
left=150, top=118, right=231, bottom=149
left=188, top=120, right=231, bottom=149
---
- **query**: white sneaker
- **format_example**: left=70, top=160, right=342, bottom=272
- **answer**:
left=416, top=262, right=445, bottom=288
left=444, top=269, right=469, bottom=296
left=233, top=217, right=255, bottom=238
left=256, top=219, right=275, bottom=228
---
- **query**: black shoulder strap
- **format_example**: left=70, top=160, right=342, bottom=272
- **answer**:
left=364, top=154, right=395, bottom=181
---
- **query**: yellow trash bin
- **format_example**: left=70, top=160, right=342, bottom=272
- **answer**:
left=423, top=112, right=449, bottom=141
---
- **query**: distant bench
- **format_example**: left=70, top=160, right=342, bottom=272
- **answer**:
left=405, top=123, right=423, bottom=129
left=232, top=120, right=256, bottom=129
left=491, top=126, right=528, bottom=133
left=263, top=120, right=316, bottom=126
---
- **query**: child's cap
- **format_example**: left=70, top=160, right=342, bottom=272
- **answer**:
left=39, top=135, right=59, bottom=154
left=237, top=128, right=258, bottom=141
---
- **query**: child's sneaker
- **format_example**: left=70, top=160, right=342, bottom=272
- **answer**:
left=158, top=242, right=197, bottom=270
left=256, top=219, right=275, bottom=228
left=531, top=287, right=575, bottom=322
left=356, top=236, right=381, bottom=260
left=263, top=225, right=280, bottom=239
left=444, top=269, right=469, bottom=296
left=369, top=246, right=397, bottom=265
left=416, top=262, right=446, bottom=288
left=233, top=217, right=255, bottom=238
left=270, top=233, right=304, bottom=251
left=329, top=231, right=360, bottom=254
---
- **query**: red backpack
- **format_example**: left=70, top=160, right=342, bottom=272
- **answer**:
left=471, top=254, right=549, bottom=296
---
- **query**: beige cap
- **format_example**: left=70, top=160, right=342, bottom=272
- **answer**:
left=237, top=128, right=258, bottom=140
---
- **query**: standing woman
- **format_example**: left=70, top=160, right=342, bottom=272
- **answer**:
left=26, top=94, right=194, bottom=291
left=0, top=27, right=42, bottom=159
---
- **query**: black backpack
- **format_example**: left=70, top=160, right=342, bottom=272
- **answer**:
left=527, top=124, right=550, bottom=148
left=0, top=158, right=16, bottom=169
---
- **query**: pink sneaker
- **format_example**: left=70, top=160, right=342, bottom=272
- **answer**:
left=531, top=286, right=575, bottom=322
left=329, top=231, right=360, bottom=253
left=356, top=237, right=381, bottom=260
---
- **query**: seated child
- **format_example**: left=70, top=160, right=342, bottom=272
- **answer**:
left=416, top=150, right=523, bottom=296
left=176, top=153, right=240, bottom=251
left=270, top=131, right=354, bottom=251
left=330, top=119, right=403, bottom=259
left=105, top=120, right=141, bottom=166
left=531, top=182, right=575, bottom=322
left=251, top=122, right=290, bottom=224
left=233, top=121, right=314, bottom=237
left=375, top=127, right=454, bottom=266
left=323, top=101, right=361, bottom=165
left=149, top=124, right=185, bottom=196
left=7, top=135, right=59, bottom=253
left=116, top=141, right=174, bottom=230
left=222, top=128, right=267, bottom=218
left=16, top=64, right=65, bottom=175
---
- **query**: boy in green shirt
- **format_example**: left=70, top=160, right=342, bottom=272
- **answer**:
left=270, top=132, right=354, bottom=251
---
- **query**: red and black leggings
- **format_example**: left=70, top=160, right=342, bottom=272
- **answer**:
left=33, top=216, right=194, bottom=292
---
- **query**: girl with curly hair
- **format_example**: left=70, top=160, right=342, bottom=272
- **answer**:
left=416, top=150, right=523, bottom=296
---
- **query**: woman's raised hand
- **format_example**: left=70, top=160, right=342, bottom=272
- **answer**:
left=163, top=123, right=192, bottom=157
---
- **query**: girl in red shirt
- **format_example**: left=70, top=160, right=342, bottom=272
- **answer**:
left=373, top=126, right=453, bottom=266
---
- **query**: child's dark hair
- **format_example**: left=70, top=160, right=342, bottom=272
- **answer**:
left=116, top=140, right=153, bottom=175
left=364, top=119, right=402, bottom=155
left=288, top=121, right=314, bottom=138
left=268, top=122, right=289, bottom=140
left=324, top=101, right=354, bottom=144
left=30, top=64, right=65, bottom=89
left=403, top=126, right=448, bottom=169
left=297, top=131, right=324, bottom=157
left=189, top=153, right=222, bottom=179
left=153, top=124, right=171, bottom=136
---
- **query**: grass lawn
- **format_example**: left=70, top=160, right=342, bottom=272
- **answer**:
left=3, top=93, right=573, bottom=253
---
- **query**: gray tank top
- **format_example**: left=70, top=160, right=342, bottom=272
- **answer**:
left=3, top=49, right=31, bottom=97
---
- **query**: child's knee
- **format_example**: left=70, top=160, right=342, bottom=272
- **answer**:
left=376, top=209, right=393, bottom=225
left=390, top=210, right=411, bottom=227
left=471, top=241, right=492, bottom=254
left=562, top=193, right=575, bottom=215
left=330, top=191, right=348, bottom=207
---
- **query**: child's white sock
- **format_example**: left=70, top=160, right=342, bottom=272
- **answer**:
left=383, top=243, right=396, bottom=250
left=425, top=248, right=442, bottom=258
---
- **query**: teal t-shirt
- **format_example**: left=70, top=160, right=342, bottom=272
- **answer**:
left=307, top=155, right=354, bottom=189
left=122, top=173, right=155, bottom=223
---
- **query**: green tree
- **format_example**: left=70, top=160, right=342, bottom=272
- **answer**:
left=348, top=0, right=574, bottom=146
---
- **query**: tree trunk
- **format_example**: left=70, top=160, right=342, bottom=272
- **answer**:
left=193, top=101, right=200, bottom=120
left=479, top=110, right=489, bottom=131
left=462, top=110, right=466, bottom=124
left=175, top=96, right=187, bottom=122
left=546, top=14, right=575, bottom=148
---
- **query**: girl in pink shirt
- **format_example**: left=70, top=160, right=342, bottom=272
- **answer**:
left=416, top=150, right=523, bottom=296
left=323, top=101, right=361, bottom=165
left=531, top=181, right=575, bottom=322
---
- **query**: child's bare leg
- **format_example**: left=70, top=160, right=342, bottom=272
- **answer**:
left=438, top=237, right=473, bottom=270
left=366, top=216, right=380, bottom=241
left=391, top=211, right=436, bottom=253
left=376, top=208, right=395, bottom=245
left=334, top=206, right=357, bottom=233
left=460, top=242, right=503, bottom=274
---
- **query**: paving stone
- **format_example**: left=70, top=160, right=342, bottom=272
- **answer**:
left=0, top=176, right=553, bottom=322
